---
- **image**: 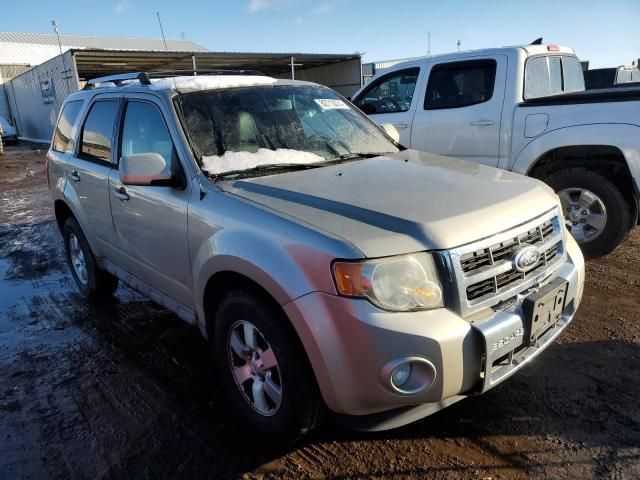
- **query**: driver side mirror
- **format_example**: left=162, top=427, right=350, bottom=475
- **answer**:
left=380, top=123, right=400, bottom=143
left=119, top=153, right=172, bottom=186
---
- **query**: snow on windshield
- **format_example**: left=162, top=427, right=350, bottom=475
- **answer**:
left=202, top=148, right=324, bottom=175
left=150, top=75, right=277, bottom=92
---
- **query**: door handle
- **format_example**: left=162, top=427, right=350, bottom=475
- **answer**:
left=469, top=119, right=495, bottom=126
left=69, top=170, right=81, bottom=182
left=113, top=187, right=130, bottom=201
left=392, top=123, right=410, bottom=129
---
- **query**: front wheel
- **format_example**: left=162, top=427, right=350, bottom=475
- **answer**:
left=543, top=168, right=634, bottom=258
left=213, top=290, right=322, bottom=441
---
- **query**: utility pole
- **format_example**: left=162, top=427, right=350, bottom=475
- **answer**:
left=51, top=20, right=63, bottom=54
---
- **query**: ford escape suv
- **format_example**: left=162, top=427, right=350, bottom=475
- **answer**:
left=47, top=72, right=585, bottom=438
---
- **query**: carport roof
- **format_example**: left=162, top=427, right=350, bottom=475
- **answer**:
left=72, top=49, right=361, bottom=80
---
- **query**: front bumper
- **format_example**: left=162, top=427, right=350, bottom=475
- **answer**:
left=283, top=237, right=584, bottom=431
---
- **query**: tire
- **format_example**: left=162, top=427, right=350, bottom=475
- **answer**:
left=213, top=290, right=322, bottom=441
left=543, top=168, right=633, bottom=258
left=63, top=217, right=119, bottom=298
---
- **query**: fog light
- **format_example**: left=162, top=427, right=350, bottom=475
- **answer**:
left=391, top=363, right=412, bottom=388
left=380, top=357, right=437, bottom=395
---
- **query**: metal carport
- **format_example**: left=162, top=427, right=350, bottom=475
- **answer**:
left=7, top=49, right=362, bottom=142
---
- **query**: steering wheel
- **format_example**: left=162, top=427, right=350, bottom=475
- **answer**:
left=379, top=97, right=401, bottom=112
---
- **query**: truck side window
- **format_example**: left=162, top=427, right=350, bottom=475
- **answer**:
left=354, top=68, right=419, bottom=115
left=424, top=60, right=496, bottom=110
left=524, top=56, right=585, bottom=99
left=120, top=101, right=183, bottom=180
left=80, top=100, right=119, bottom=162
left=52, top=100, right=84, bottom=152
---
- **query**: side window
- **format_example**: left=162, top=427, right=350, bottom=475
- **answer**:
left=52, top=100, right=83, bottom=152
left=120, top=101, right=179, bottom=172
left=355, top=68, right=419, bottom=114
left=525, top=56, right=586, bottom=99
left=424, top=60, right=496, bottom=110
left=80, top=100, right=119, bottom=162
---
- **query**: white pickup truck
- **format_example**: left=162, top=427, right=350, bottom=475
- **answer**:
left=352, top=42, right=640, bottom=258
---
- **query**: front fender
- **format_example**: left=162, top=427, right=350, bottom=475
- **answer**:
left=189, top=190, right=362, bottom=337
left=511, top=124, right=640, bottom=183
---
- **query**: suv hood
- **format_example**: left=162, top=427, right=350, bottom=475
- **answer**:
left=220, top=150, right=559, bottom=257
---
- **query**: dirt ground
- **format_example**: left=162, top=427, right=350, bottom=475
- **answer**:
left=1, top=144, right=639, bottom=480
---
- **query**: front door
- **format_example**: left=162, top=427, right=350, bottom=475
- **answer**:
left=410, top=56, right=507, bottom=167
left=108, top=98, right=193, bottom=306
left=353, top=67, right=422, bottom=146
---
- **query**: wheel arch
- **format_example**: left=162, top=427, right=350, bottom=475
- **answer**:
left=54, top=199, right=77, bottom=232
left=525, top=144, right=638, bottom=224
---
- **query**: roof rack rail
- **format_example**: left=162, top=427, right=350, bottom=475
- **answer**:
left=84, top=72, right=151, bottom=89
left=145, top=69, right=265, bottom=77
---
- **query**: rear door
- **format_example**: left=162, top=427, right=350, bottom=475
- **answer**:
left=410, top=56, right=507, bottom=167
left=63, top=95, right=121, bottom=256
left=108, top=95, right=193, bottom=306
left=352, top=66, right=423, bottom=146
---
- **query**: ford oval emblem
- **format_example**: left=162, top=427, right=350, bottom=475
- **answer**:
left=512, top=245, right=541, bottom=273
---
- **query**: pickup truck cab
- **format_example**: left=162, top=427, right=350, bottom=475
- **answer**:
left=48, top=72, right=584, bottom=439
left=352, top=43, right=640, bottom=258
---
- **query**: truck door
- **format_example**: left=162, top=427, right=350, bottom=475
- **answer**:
left=352, top=67, right=422, bottom=146
left=108, top=97, right=193, bottom=307
left=410, top=56, right=507, bottom=167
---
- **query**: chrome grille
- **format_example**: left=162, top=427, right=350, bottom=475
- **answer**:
left=443, top=209, right=566, bottom=317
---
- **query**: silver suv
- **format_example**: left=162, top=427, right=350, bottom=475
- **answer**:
left=47, top=72, right=585, bottom=438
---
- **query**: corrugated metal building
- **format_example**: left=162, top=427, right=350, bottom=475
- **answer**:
left=2, top=32, right=362, bottom=142
left=0, top=32, right=207, bottom=128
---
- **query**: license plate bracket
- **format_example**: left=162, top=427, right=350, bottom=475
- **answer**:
left=522, top=278, right=568, bottom=344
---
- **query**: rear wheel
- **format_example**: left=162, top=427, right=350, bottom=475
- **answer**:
left=543, top=168, right=633, bottom=258
left=63, top=217, right=119, bottom=298
left=213, top=290, right=322, bottom=441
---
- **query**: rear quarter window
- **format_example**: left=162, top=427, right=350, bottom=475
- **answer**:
left=524, top=55, right=585, bottom=99
left=52, top=100, right=84, bottom=152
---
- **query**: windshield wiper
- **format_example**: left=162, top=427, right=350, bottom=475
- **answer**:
left=329, top=152, right=393, bottom=163
left=210, top=163, right=322, bottom=180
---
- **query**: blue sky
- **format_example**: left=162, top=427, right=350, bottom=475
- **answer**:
left=2, top=0, right=638, bottom=68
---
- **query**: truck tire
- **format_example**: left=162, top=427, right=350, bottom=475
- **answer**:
left=214, top=289, right=322, bottom=441
left=63, top=217, right=119, bottom=298
left=543, top=168, right=633, bottom=258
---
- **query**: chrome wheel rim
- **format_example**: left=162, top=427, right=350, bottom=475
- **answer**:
left=68, top=233, right=88, bottom=285
left=558, top=187, right=608, bottom=243
left=227, top=320, right=282, bottom=416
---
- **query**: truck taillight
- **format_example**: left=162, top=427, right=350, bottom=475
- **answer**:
left=547, top=45, right=560, bottom=51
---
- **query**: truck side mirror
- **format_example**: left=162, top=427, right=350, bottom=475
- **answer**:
left=380, top=123, right=400, bottom=143
left=119, top=153, right=172, bottom=186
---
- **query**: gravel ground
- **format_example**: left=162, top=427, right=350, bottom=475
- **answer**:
left=1, top=144, right=639, bottom=479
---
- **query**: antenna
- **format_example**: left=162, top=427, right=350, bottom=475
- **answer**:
left=156, top=11, right=178, bottom=89
left=427, top=31, right=431, bottom=56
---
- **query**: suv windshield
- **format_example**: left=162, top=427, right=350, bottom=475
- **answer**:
left=178, top=84, right=399, bottom=175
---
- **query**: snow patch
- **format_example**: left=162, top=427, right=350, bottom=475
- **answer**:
left=150, top=75, right=277, bottom=92
left=202, top=149, right=325, bottom=175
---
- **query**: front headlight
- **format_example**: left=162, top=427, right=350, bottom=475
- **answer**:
left=332, top=252, right=443, bottom=311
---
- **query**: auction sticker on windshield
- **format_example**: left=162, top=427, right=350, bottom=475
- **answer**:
left=314, top=99, right=350, bottom=110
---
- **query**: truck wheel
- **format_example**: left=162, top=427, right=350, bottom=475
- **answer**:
left=543, top=168, right=633, bottom=258
left=63, top=217, right=119, bottom=298
left=214, top=290, right=322, bottom=441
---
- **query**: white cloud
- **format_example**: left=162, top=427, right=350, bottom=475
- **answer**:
left=312, top=2, right=336, bottom=14
left=247, top=0, right=293, bottom=13
left=114, top=0, right=132, bottom=14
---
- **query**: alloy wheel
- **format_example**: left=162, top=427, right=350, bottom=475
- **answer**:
left=68, top=233, right=88, bottom=285
left=227, top=320, right=283, bottom=416
left=558, top=187, right=608, bottom=243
